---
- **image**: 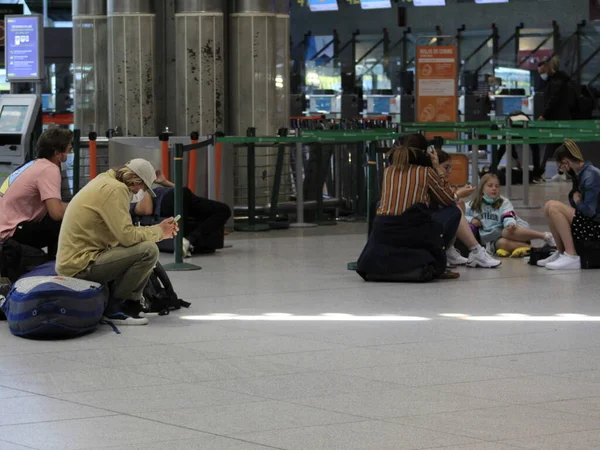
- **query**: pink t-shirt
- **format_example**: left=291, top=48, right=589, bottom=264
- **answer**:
left=0, top=159, right=62, bottom=241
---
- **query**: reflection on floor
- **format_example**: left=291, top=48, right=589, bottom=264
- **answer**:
left=2, top=181, right=600, bottom=450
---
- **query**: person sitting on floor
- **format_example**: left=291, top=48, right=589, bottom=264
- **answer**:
left=56, top=159, right=179, bottom=325
left=132, top=170, right=231, bottom=256
left=410, top=136, right=500, bottom=269
left=357, top=137, right=499, bottom=282
left=466, top=173, right=556, bottom=258
left=538, top=140, right=600, bottom=270
left=0, top=127, right=72, bottom=260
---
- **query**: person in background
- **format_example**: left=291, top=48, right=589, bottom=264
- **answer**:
left=0, top=127, right=72, bottom=259
left=56, top=159, right=179, bottom=325
left=539, top=140, right=600, bottom=270
left=537, top=57, right=572, bottom=178
left=132, top=170, right=231, bottom=256
left=466, top=173, right=555, bottom=257
left=428, top=146, right=500, bottom=268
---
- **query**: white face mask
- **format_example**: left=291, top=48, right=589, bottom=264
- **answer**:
left=130, top=189, right=146, bottom=203
left=540, top=73, right=549, bottom=81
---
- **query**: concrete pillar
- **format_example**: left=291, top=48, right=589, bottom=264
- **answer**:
left=73, top=0, right=108, bottom=135
left=274, top=0, right=290, bottom=130
left=107, top=0, right=156, bottom=137
left=230, top=0, right=286, bottom=206
left=175, top=0, right=225, bottom=136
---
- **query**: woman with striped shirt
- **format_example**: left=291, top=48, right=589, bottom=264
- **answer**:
left=379, top=135, right=500, bottom=269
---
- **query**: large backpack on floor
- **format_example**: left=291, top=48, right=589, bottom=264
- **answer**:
left=1, top=262, right=109, bottom=339
left=142, top=262, right=191, bottom=315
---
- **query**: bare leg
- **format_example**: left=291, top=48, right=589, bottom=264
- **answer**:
left=545, top=200, right=576, bottom=255
left=496, top=238, right=531, bottom=253
left=502, top=226, right=546, bottom=242
left=456, top=215, right=479, bottom=248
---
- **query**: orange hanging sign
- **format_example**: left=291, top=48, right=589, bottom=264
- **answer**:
left=416, top=45, right=458, bottom=140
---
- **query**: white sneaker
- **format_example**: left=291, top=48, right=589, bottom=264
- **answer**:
left=537, top=251, right=561, bottom=267
left=546, top=253, right=581, bottom=270
left=183, top=238, right=192, bottom=258
left=544, top=232, right=556, bottom=248
left=467, top=247, right=501, bottom=268
left=446, top=247, right=468, bottom=266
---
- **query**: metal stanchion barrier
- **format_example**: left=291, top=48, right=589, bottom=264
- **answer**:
left=88, top=131, right=98, bottom=180
left=268, top=128, right=288, bottom=227
left=290, top=141, right=317, bottom=229
left=516, top=123, right=540, bottom=210
left=471, top=127, right=479, bottom=186
left=163, top=142, right=202, bottom=272
left=188, top=131, right=199, bottom=192
left=72, top=129, right=81, bottom=195
left=159, top=130, right=170, bottom=179
left=235, top=128, right=270, bottom=232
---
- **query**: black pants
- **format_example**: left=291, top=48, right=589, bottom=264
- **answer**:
left=490, top=143, right=541, bottom=176
left=12, top=214, right=61, bottom=258
left=160, top=188, right=231, bottom=251
left=540, top=142, right=561, bottom=175
left=430, top=205, right=461, bottom=248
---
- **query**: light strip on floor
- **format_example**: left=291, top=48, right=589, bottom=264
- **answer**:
left=180, top=314, right=431, bottom=322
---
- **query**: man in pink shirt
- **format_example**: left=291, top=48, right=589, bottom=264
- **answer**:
left=0, top=127, right=71, bottom=259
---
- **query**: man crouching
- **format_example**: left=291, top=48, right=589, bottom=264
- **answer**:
left=56, top=159, right=178, bottom=325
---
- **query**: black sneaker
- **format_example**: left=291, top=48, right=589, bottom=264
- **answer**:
left=103, top=300, right=148, bottom=326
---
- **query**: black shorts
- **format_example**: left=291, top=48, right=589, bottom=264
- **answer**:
left=572, top=212, right=600, bottom=242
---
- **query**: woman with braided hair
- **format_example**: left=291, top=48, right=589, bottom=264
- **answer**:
left=539, top=139, right=600, bottom=270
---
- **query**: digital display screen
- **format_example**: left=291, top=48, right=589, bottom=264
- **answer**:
left=360, top=0, right=392, bottom=9
left=0, top=105, right=29, bottom=133
left=414, top=0, right=446, bottom=5
left=308, top=0, right=339, bottom=11
left=372, top=97, right=390, bottom=113
left=496, top=97, right=524, bottom=116
left=5, top=15, right=42, bottom=81
left=313, top=97, right=332, bottom=112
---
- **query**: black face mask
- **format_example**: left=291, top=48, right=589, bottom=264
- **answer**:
left=409, top=149, right=432, bottom=168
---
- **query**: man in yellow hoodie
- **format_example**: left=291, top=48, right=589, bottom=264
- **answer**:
left=56, top=159, right=178, bottom=325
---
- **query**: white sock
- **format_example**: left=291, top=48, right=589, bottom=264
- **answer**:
left=564, top=252, right=579, bottom=259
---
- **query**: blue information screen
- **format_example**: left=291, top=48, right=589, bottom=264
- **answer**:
left=6, top=16, right=41, bottom=80
left=308, top=0, right=339, bottom=12
left=360, top=0, right=392, bottom=9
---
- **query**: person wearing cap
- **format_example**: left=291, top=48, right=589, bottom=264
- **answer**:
left=56, top=159, right=179, bottom=325
left=539, top=140, right=600, bottom=270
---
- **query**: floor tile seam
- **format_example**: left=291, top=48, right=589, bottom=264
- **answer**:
left=117, top=412, right=289, bottom=450
left=422, top=383, right=600, bottom=408
left=385, top=412, right=600, bottom=443
left=322, top=366, right=533, bottom=389
left=0, top=412, right=121, bottom=429
left=375, top=415, right=502, bottom=443
left=0, top=379, right=180, bottom=397
left=167, top=345, right=359, bottom=361
left=96, top=435, right=285, bottom=450
left=550, top=371, right=600, bottom=383
left=359, top=348, right=560, bottom=363
left=0, top=439, right=39, bottom=450
left=522, top=401, right=600, bottom=418
left=0, top=342, right=162, bottom=360
left=493, top=426, right=600, bottom=444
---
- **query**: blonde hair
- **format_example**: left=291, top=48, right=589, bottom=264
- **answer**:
left=470, top=173, right=504, bottom=213
left=114, top=166, right=144, bottom=188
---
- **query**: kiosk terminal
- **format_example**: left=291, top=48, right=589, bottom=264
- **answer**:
left=0, top=94, right=41, bottom=185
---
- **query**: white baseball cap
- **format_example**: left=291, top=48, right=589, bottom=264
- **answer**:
left=125, top=159, right=157, bottom=197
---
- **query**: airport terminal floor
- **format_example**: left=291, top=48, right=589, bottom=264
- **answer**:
left=1, top=181, right=600, bottom=450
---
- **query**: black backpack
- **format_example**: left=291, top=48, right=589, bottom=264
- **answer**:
left=0, top=238, right=49, bottom=283
left=142, top=262, right=191, bottom=315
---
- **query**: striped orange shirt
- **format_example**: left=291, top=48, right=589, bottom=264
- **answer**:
left=377, top=165, right=456, bottom=216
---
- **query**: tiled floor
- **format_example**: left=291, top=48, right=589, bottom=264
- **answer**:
left=2, top=181, right=600, bottom=449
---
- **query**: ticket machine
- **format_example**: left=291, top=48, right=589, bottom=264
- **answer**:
left=0, top=94, right=42, bottom=184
